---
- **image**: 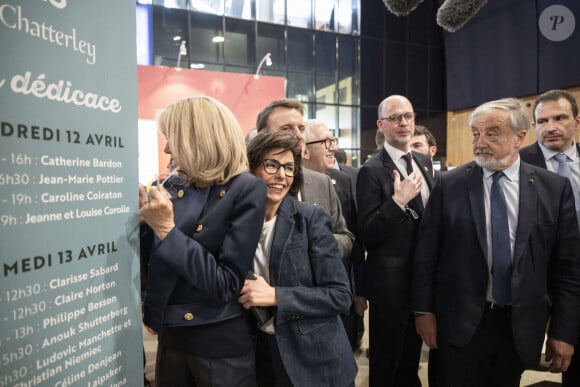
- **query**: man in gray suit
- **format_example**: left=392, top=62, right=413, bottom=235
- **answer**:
left=256, top=99, right=354, bottom=259
left=303, top=118, right=366, bottom=350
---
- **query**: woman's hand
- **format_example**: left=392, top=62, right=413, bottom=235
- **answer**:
left=238, top=274, right=277, bottom=309
left=354, top=296, right=368, bottom=316
left=142, top=313, right=157, bottom=335
left=139, top=185, right=175, bottom=240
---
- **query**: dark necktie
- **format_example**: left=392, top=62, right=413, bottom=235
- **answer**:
left=402, top=153, right=424, bottom=211
left=553, top=153, right=580, bottom=231
left=402, top=153, right=414, bottom=175
left=491, top=172, right=511, bottom=305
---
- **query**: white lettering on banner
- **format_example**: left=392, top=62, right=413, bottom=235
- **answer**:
left=0, top=4, right=94, bottom=63
left=47, top=0, right=68, bottom=10
left=10, top=71, right=122, bottom=113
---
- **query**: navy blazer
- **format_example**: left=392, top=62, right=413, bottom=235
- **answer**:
left=142, top=173, right=266, bottom=331
left=412, top=161, right=580, bottom=367
left=356, top=148, right=435, bottom=303
left=269, top=195, right=357, bottom=387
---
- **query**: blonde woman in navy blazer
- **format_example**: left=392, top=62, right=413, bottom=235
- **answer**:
left=139, top=96, right=266, bottom=386
left=239, top=131, right=357, bottom=386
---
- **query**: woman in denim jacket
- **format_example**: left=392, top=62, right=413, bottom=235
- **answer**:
left=239, top=130, right=357, bottom=386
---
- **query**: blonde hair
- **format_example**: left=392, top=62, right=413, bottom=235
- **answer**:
left=158, top=96, right=248, bottom=187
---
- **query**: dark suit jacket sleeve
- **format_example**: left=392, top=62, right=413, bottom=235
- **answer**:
left=325, top=183, right=354, bottom=258
left=411, top=176, right=443, bottom=313
left=324, top=175, right=355, bottom=260
left=153, top=177, right=266, bottom=304
left=547, top=179, right=580, bottom=344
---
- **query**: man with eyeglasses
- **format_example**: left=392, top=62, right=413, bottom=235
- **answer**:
left=357, top=95, right=435, bottom=387
left=304, top=119, right=367, bottom=352
left=256, top=99, right=354, bottom=261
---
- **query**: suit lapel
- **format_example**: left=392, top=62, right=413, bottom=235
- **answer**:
left=269, top=196, right=296, bottom=286
left=301, top=168, right=325, bottom=207
left=466, top=163, right=488, bottom=261
left=527, top=143, right=548, bottom=169
left=413, top=153, right=436, bottom=190
left=380, top=148, right=400, bottom=178
left=513, top=164, right=538, bottom=267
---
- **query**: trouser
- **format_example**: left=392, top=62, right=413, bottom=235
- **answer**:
left=368, top=303, right=422, bottom=387
left=155, top=342, right=255, bottom=387
left=435, top=305, right=524, bottom=387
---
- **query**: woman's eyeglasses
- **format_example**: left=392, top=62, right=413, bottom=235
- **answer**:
left=261, top=159, right=296, bottom=177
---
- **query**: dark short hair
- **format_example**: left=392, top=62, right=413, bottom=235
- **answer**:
left=533, top=89, right=579, bottom=122
left=247, top=130, right=304, bottom=196
left=256, top=99, right=305, bottom=132
left=414, top=125, right=437, bottom=147
left=375, top=128, right=384, bottom=148
left=335, top=149, right=347, bottom=164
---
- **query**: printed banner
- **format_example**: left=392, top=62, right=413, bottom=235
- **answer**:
left=0, top=1, right=142, bottom=386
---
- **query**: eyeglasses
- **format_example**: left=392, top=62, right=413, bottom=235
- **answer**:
left=305, top=137, right=338, bottom=150
left=261, top=159, right=296, bottom=177
left=380, top=112, right=417, bottom=124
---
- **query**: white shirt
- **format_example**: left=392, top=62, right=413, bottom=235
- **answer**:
left=254, top=216, right=276, bottom=333
left=254, top=216, right=276, bottom=284
left=383, top=142, right=430, bottom=208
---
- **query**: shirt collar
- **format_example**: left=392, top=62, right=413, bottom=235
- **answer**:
left=383, top=141, right=410, bottom=162
left=482, top=157, right=520, bottom=182
left=538, top=141, right=578, bottom=162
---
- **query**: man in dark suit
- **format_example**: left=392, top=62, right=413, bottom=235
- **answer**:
left=333, top=147, right=367, bottom=351
left=303, top=118, right=366, bottom=351
left=413, top=97, right=580, bottom=386
left=303, top=119, right=357, bottom=233
left=334, top=148, right=359, bottom=188
left=410, top=125, right=440, bottom=176
left=256, top=99, right=354, bottom=259
left=357, top=95, right=435, bottom=386
left=520, top=89, right=580, bottom=387
left=409, top=123, right=442, bottom=385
